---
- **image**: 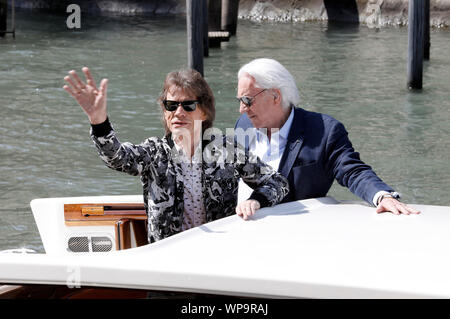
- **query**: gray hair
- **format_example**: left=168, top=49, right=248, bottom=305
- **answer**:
left=237, top=58, right=300, bottom=109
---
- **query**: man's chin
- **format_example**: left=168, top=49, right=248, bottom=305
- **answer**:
left=171, top=128, right=192, bottom=138
left=249, top=118, right=260, bottom=128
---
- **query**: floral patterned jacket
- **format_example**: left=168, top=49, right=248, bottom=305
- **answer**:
left=91, top=119, right=289, bottom=243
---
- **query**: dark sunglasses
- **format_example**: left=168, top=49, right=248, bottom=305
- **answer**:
left=236, top=89, right=267, bottom=108
left=163, top=100, right=199, bottom=112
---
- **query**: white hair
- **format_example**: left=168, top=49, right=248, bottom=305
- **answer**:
left=238, top=58, right=300, bottom=108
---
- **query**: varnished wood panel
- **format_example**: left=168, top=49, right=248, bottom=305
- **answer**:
left=64, top=203, right=147, bottom=224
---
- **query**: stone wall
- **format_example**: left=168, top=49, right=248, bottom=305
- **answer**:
left=12, top=0, right=185, bottom=14
left=10, top=0, right=450, bottom=27
left=239, top=0, right=450, bottom=27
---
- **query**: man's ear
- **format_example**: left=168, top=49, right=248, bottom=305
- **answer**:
left=272, top=88, right=282, bottom=105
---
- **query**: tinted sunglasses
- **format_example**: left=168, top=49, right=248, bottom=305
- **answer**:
left=163, top=100, right=199, bottom=112
left=236, top=89, right=267, bottom=108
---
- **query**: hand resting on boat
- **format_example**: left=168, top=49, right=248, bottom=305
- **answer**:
left=236, top=199, right=261, bottom=220
left=376, top=197, right=420, bottom=215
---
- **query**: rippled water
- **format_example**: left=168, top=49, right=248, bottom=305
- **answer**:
left=1, top=11, right=449, bottom=252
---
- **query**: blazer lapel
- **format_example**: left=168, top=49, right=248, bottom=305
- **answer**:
left=279, top=108, right=305, bottom=178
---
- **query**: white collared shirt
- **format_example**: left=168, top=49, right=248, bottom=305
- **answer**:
left=238, top=108, right=294, bottom=203
left=252, top=107, right=294, bottom=171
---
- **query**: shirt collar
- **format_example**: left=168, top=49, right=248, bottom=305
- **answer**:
left=279, top=106, right=294, bottom=140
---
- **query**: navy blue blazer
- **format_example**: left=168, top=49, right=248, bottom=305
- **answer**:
left=235, top=107, right=394, bottom=205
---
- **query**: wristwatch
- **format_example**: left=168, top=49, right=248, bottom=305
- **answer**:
left=377, top=191, right=401, bottom=205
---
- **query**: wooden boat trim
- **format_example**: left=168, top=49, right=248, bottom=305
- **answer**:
left=64, top=203, right=147, bottom=224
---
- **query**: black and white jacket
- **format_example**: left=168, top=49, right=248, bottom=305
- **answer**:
left=91, top=119, right=289, bottom=243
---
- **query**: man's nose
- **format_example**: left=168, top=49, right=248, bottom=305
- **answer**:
left=174, top=104, right=187, bottom=116
left=239, top=101, right=249, bottom=114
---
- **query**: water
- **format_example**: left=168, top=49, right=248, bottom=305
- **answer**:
left=1, top=11, right=449, bottom=252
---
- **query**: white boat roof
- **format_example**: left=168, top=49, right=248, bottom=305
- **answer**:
left=1, top=197, right=450, bottom=298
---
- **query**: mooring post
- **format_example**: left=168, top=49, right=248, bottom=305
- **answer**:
left=407, top=0, right=425, bottom=90
left=202, top=0, right=209, bottom=57
left=186, top=0, right=205, bottom=76
left=208, top=0, right=222, bottom=32
left=11, top=0, right=15, bottom=38
left=424, top=0, right=430, bottom=60
left=0, top=0, right=6, bottom=38
left=209, top=0, right=229, bottom=48
left=221, top=0, right=239, bottom=36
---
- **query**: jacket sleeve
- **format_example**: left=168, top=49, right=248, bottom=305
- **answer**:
left=90, top=118, right=157, bottom=176
left=325, top=120, right=394, bottom=205
left=233, top=140, right=289, bottom=208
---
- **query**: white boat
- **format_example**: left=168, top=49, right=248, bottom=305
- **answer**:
left=0, top=195, right=449, bottom=299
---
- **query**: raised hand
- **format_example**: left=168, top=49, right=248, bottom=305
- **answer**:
left=63, top=67, right=108, bottom=124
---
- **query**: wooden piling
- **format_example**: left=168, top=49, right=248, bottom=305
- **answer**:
left=202, top=0, right=209, bottom=57
left=0, top=0, right=6, bottom=38
left=424, top=0, right=430, bottom=60
left=12, top=0, right=15, bottom=38
left=208, top=0, right=222, bottom=32
left=0, top=0, right=15, bottom=38
left=209, top=0, right=230, bottom=48
left=221, top=0, right=239, bottom=36
left=407, top=0, right=425, bottom=90
left=186, top=0, right=205, bottom=76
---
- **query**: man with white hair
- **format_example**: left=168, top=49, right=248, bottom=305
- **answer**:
left=235, top=58, right=420, bottom=215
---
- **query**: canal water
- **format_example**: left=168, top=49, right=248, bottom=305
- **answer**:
left=1, top=10, right=449, bottom=252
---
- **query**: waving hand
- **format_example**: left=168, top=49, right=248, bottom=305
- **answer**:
left=63, top=67, right=108, bottom=124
